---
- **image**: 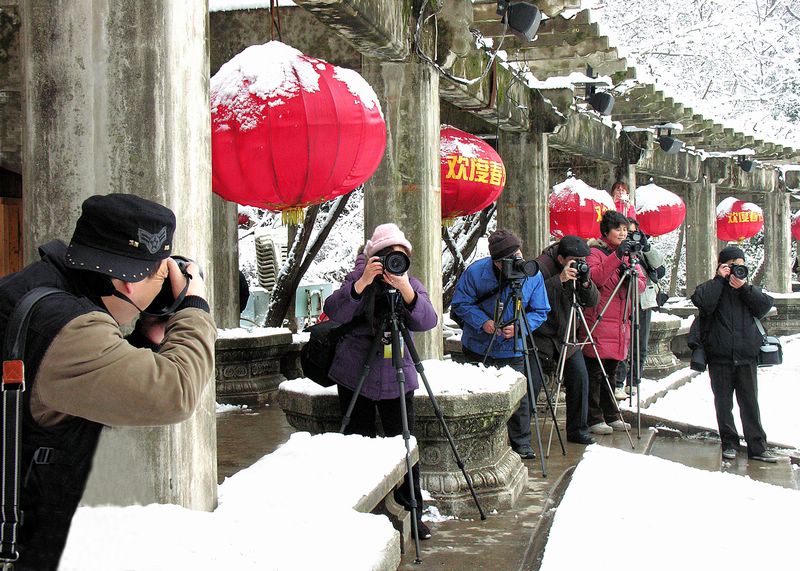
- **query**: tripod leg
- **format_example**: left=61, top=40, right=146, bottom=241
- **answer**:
left=399, top=323, right=487, bottom=520
left=388, top=314, right=422, bottom=562
left=339, top=333, right=384, bottom=434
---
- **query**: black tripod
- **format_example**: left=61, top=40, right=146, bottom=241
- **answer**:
left=619, top=254, right=644, bottom=438
left=485, top=278, right=566, bottom=477
left=583, top=254, right=643, bottom=445
left=339, top=288, right=485, bottom=563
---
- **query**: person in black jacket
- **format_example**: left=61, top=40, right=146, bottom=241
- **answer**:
left=532, top=236, right=600, bottom=445
left=690, top=245, right=777, bottom=463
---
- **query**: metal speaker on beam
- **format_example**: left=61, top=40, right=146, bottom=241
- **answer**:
left=658, top=136, right=684, bottom=154
left=588, top=91, right=615, bottom=116
left=497, top=1, right=542, bottom=42
left=738, top=157, right=756, bottom=173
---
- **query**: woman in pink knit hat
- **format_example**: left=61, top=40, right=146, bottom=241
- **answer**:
left=323, top=223, right=438, bottom=539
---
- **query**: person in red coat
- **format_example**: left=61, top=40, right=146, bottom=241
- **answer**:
left=581, top=210, right=647, bottom=434
left=612, top=181, right=636, bottom=219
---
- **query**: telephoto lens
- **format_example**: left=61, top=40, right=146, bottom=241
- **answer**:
left=730, top=264, right=749, bottom=280
left=380, top=251, right=411, bottom=275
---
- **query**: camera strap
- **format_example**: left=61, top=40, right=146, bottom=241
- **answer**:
left=1, top=287, right=64, bottom=565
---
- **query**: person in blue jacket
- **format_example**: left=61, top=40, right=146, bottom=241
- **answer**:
left=451, top=229, right=550, bottom=459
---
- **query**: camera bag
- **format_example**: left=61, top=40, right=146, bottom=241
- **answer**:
left=300, top=319, right=359, bottom=387
left=753, top=317, right=782, bottom=367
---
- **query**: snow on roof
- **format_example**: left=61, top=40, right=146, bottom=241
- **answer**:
left=634, top=182, right=683, bottom=214
left=527, top=71, right=612, bottom=90
left=551, top=177, right=615, bottom=209
left=209, top=0, right=296, bottom=11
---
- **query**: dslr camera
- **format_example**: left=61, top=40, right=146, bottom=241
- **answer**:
left=378, top=251, right=410, bottom=276
left=728, top=263, right=748, bottom=280
left=144, top=255, right=203, bottom=316
left=500, top=256, right=539, bottom=281
left=570, top=259, right=591, bottom=283
left=625, top=230, right=648, bottom=254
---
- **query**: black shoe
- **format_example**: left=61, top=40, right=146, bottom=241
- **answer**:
left=567, top=432, right=596, bottom=445
left=749, top=450, right=779, bottom=463
left=416, top=520, right=432, bottom=540
left=514, top=447, right=536, bottom=459
left=722, top=448, right=737, bottom=460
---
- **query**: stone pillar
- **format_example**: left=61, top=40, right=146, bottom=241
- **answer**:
left=763, top=190, right=791, bottom=293
left=497, top=130, right=549, bottom=257
left=212, top=194, right=240, bottom=328
left=20, top=0, right=216, bottom=510
left=620, top=163, right=637, bottom=202
left=684, top=179, right=717, bottom=295
left=361, top=57, right=442, bottom=360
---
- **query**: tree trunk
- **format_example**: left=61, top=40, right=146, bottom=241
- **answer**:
left=442, top=203, right=496, bottom=309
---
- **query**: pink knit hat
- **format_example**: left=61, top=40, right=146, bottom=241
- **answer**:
left=364, top=223, right=413, bottom=257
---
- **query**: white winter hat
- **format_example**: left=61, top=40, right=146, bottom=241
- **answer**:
left=364, top=223, right=413, bottom=257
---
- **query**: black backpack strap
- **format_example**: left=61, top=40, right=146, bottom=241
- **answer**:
left=1, top=287, right=64, bottom=564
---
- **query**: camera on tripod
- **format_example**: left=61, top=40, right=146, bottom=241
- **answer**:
left=626, top=230, right=647, bottom=252
left=500, top=256, right=539, bottom=281
left=570, top=259, right=590, bottom=283
left=144, top=255, right=203, bottom=316
left=728, top=263, right=749, bottom=280
left=378, top=251, right=411, bottom=276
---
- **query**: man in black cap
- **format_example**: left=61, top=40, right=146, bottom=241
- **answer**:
left=451, top=229, right=550, bottom=460
left=531, top=236, right=599, bottom=445
left=0, top=193, right=216, bottom=570
left=691, top=245, right=777, bottom=463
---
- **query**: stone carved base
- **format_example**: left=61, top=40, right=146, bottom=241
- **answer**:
left=643, top=315, right=683, bottom=379
left=278, top=372, right=528, bottom=518
left=765, top=295, right=800, bottom=336
left=216, top=330, right=294, bottom=406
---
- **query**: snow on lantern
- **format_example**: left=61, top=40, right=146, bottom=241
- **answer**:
left=716, top=197, right=764, bottom=243
left=549, top=177, right=615, bottom=239
left=440, top=126, right=506, bottom=224
left=792, top=211, right=800, bottom=241
left=211, top=41, right=386, bottom=224
left=634, top=182, right=686, bottom=236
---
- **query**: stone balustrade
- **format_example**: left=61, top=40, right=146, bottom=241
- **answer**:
left=277, top=360, right=529, bottom=518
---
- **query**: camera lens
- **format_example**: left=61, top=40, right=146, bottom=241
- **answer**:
left=731, top=264, right=748, bottom=279
left=382, top=251, right=410, bottom=275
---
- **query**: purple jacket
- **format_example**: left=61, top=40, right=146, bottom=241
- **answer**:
left=323, top=254, right=438, bottom=400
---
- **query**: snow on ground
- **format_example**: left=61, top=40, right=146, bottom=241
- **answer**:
left=540, top=445, right=800, bottom=571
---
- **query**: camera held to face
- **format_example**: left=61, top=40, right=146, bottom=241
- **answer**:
left=570, top=259, right=590, bottom=282
left=625, top=230, right=647, bottom=253
left=144, top=255, right=204, bottom=316
left=378, top=251, right=411, bottom=276
left=500, top=256, right=539, bottom=281
left=729, top=263, right=749, bottom=280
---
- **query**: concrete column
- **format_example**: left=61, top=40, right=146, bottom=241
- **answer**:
left=212, top=194, right=240, bottom=328
left=20, top=0, right=216, bottom=510
left=684, top=179, right=717, bottom=295
left=361, top=57, right=442, bottom=360
left=497, top=130, right=549, bottom=258
left=620, top=163, right=637, bottom=203
left=764, top=190, right=792, bottom=293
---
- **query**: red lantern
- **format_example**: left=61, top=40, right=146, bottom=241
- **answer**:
left=634, top=183, right=686, bottom=236
left=792, top=211, right=800, bottom=240
left=716, top=197, right=764, bottom=242
left=549, top=177, right=615, bottom=239
left=211, top=41, right=386, bottom=223
left=440, top=126, right=506, bottom=224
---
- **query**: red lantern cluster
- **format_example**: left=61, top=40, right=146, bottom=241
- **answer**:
left=716, top=197, right=764, bottom=242
left=634, top=183, right=686, bottom=236
left=792, top=211, right=800, bottom=240
left=549, top=177, right=615, bottom=239
left=440, top=126, right=506, bottom=223
left=211, top=41, right=386, bottom=223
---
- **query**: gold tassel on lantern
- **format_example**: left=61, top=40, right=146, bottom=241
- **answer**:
left=281, top=207, right=306, bottom=225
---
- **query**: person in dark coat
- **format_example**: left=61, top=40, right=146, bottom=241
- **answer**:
left=532, top=235, right=600, bottom=445
left=0, top=194, right=215, bottom=570
left=323, top=223, right=438, bottom=538
left=581, top=210, right=647, bottom=435
left=690, top=245, right=778, bottom=463
left=451, top=229, right=550, bottom=460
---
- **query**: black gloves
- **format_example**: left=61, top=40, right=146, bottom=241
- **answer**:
left=615, top=241, right=632, bottom=259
